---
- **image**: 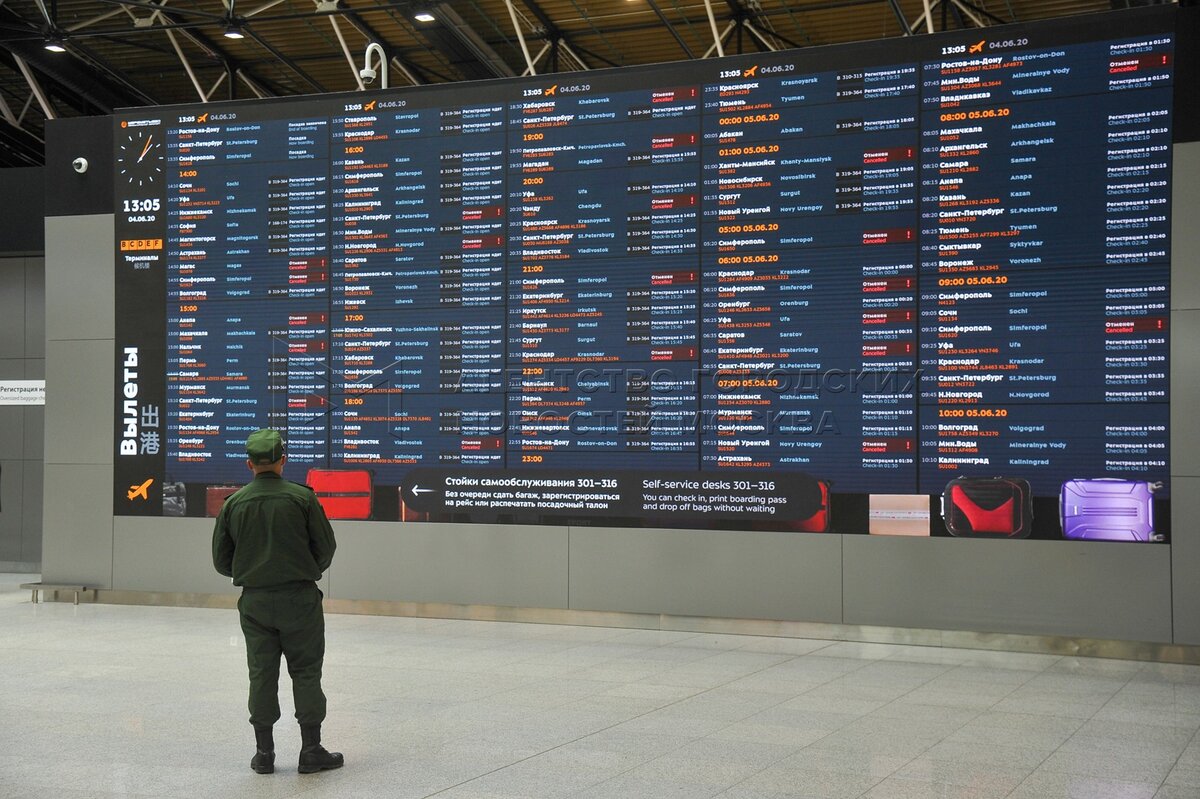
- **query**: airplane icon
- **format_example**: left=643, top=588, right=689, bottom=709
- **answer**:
left=743, top=65, right=758, bottom=77
left=968, top=40, right=985, bottom=54
left=197, top=112, right=208, bottom=123
left=127, top=478, right=154, bottom=501
left=364, top=100, right=376, bottom=111
left=544, top=84, right=557, bottom=96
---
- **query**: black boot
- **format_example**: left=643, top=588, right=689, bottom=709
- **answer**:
left=298, top=724, right=344, bottom=773
left=251, top=726, right=275, bottom=774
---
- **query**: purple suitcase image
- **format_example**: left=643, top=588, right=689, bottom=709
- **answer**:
left=1060, top=479, right=1162, bottom=542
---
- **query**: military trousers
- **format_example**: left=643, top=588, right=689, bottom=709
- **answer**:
left=237, top=581, right=327, bottom=728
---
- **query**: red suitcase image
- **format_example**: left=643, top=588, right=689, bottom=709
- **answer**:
left=397, top=487, right=429, bottom=522
left=941, top=476, right=1032, bottom=538
left=790, top=479, right=832, bottom=532
left=306, top=469, right=373, bottom=520
left=205, top=485, right=241, bottom=517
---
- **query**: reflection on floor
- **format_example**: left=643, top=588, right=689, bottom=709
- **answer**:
left=1, top=573, right=1198, bottom=799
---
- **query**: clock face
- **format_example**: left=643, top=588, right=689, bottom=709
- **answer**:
left=117, top=129, right=163, bottom=188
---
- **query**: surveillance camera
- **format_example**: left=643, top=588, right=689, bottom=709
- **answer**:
left=72, top=157, right=88, bottom=174
left=359, top=67, right=377, bottom=84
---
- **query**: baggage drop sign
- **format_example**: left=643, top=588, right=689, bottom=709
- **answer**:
left=400, top=467, right=824, bottom=525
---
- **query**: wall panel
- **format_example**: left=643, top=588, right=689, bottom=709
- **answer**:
left=843, top=536, right=1172, bottom=642
left=329, top=521, right=569, bottom=608
left=569, top=526, right=842, bottom=623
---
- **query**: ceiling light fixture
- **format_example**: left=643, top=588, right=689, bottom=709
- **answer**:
left=223, top=22, right=245, bottom=39
left=414, top=11, right=436, bottom=23
left=43, top=35, right=67, bottom=53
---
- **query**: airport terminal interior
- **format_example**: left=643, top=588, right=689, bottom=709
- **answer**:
left=3, top=1, right=1200, bottom=797
left=4, top=572, right=1200, bottom=799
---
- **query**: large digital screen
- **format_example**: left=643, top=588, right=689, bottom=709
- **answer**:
left=114, top=7, right=1174, bottom=541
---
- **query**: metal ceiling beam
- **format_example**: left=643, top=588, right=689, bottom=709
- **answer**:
left=555, top=39, right=589, bottom=71
left=52, top=1, right=427, bottom=29
left=388, top=55, right=422, bottom=85
left=702, top=20, right=735, bottom=58
left=0, top=4, right=156, bottom=110
left=0, top=114, right=45, bottom=166
left=919, top=0, right=935, bottom=33
left=31, top=0, right=56, bottom=28
left=950, top=0, right=987, bottom=28
left=703, top=0, right=724, bottom=57
left=328, top=14, right=365, bottom=90
left=560, top=0, right=623, bottom=68
left=501, top=0, right=595, bottom=72
left=20, top=0, right=895, bottom=45
left=546, top=0, right=882, bottom=40
left=0, top=7, right=148, bottom=112
left=13, top=54, right=54, bottom=119
left=519, top=39, right=550, bottom=75
left=165, top=27, right=208, bottom=101
left=0, top=88, right=20, bottom=127
left=0, top=0, right=1035, bottom=130
left=235, top=67, right=270, bottom=98
left=563, top=42, right=618, bottom=70
left=205, top=69, right=227, bottom=101
left=137, top=1, right=317, bottom=101
left=739, top=15, right=803, bottom=51
left=886, top=0, right=910, bottom=34
left=742, top=21, right=777, bottom=52
left=429, top=2, right=515, bottom=78
left=91, top=0, right=230, bottom=23
left=955, top=0, right=1010, bottom=26
left=242, top=24, right=328, bottom=92
left=505, top=0, right=537, bottom=74
left=0, top=22, right=43, bottom=35
left=913, top=0, right=945, bottom=33
left=117, top=1, right=217, bottom=103
left=910, top=0, right=1000, bottom=33
left=645, top=0, right=695, bottom=59
left=62, top=38, right=162, bottom=104
left=65, top=6, right=127, bottom=32
left=0, top=0, right=586, bottom=80
left=513, top=0, right=556, bottom=34
left=244, top=0, right=289, bottom=18
left=18, top=94, right=35, bottom=126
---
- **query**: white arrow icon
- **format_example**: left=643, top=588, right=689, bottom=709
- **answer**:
left=412, top=486, right=434, bottom=495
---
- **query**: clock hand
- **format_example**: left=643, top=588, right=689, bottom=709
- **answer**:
left=137, top=134, right=154, bottom=163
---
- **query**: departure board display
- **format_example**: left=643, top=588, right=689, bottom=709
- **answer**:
left=114, top=8, right=1175, bottom=541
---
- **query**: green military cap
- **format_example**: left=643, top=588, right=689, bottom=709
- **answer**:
left=246, top=429, right=284, bottom=464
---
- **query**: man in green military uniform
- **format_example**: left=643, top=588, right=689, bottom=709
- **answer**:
left=212, top=429, right=344, bottom=774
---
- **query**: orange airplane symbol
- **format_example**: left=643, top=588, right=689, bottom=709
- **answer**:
left=127, top=478, right=153, bottom=501
left=197, top=112, right=208, bottom=123
left=968, top=40, right=985, bottom=54
left=743, top=65, right=758, bottom=77
left=364, top=100, right=376, bottom=111
left=544, top=84, right=557, bottom=96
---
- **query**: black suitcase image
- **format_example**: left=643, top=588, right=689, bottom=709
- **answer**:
left=941, top=477, right=1032, bottom=538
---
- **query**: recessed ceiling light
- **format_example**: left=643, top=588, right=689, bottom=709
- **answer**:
left=414, top=12, right=436, bottom=23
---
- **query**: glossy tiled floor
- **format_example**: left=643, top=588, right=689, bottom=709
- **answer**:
left=2, top=574, right=1198, bottom=799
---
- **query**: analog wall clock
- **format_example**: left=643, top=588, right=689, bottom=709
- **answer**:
left=117, top=129, right=163, bottom=188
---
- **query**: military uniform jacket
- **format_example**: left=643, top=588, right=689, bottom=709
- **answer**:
left=212, top=472, right=337, bottom=588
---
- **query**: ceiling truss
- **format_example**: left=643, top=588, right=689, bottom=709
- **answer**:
left=0, top=0, right=1132, bottom=167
